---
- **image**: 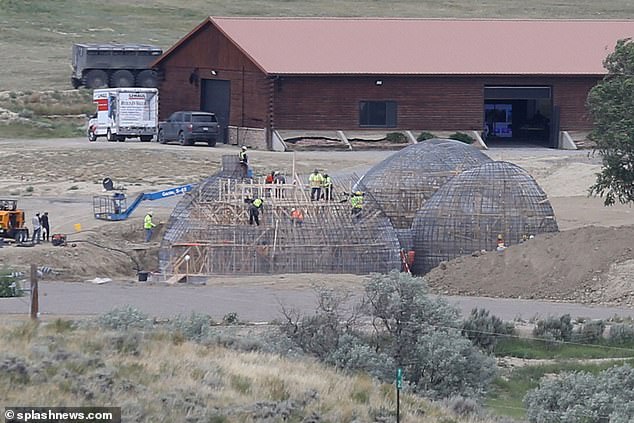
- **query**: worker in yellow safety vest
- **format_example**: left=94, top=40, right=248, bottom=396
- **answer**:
left=322, top=173, right=333, bottom=201
left=144, top=211, right=156, bottom=242
left=309, top=169, right=324, bottom=201
left=238, top=146, right=249, bottom=177
left=249, top=198, right=263, bottom=226
left=350, top=191, right=364, bottom=218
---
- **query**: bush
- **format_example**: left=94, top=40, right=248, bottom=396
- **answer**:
left=97, top=306, right=151, bottom=330
left=608, top=323, right=634, bottom=345
left=417, top=131, right=436, bottom=141
left=0, top=272, right=21, bottom=298
left=169, top=313, right=215, bottom=341
left=533, top=314, right=573, bottom=342
left=278, top=273, right=497, bottom=400
left=573, top=319, right=606, bottom=344
left=414, top=330, right=496, bottom=400
left=443, top=395, right=483, bottom=417
left=461, top=308, right=515, bottom=352
left=324, top=334, right=394, bottom=380
left=385, top=132, right=407, bottom=143
left=524, top=364, right=634, bottom=422
left=448, top=132, right=475, bottom=144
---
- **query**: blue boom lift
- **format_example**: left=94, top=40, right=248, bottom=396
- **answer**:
left=93, top=184, right=193, bottom=221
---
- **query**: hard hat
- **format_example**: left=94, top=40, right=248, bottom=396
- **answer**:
left=355, top=191, right=362, bottom=196
left=314, top=168, right=319, bottom=173
left=274, top=171, right=280, bottom=176
left=291, top=208, right=296, bottom=211
left=241, top=146, right=247, bottom=151
left=148, top=210, right=153, bottom=215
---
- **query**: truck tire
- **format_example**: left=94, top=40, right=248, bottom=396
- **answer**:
left=207, top=140, right=216, bottom=147
left=140, top=135, right=152, bottom=142
left=117, top=136, right=126, bottom=142
left=106, top=129, right=116, bottom=142
left=84, top=70, right=109, bottom=89
left=15, top=229, right=28, bottom=244
left=111, top=70, right=134, bottom=88
left=158, top=130, right=166, bottom=144
left=88, top=128, right=97, bottom=142
left=136, top=70, right=158, bottom=88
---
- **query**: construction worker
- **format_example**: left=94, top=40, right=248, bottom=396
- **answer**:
left=41, top=211, right=50, bottom=242
left=350, top=191, right=364, bottom=219
left=31, top=213, right=41, bottom=244
left=238, top=146, right=248, bottom=177
left=290, top=207, right=304, bottom=226
left=273, top=171, right=286, bottom=198
left=309, top=169, right=324, bottom=201
left=144, top=210, right=156, bottom=242
left=265, top=171, right=275, bottom=197
left=322, top=173, right=333, bottom=201
left=249, top=197, right=263, bottom=226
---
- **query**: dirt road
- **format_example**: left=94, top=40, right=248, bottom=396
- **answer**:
left=3, top=280, right=633, bottom=322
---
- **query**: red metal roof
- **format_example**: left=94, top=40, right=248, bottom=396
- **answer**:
left=207, top=18, right=633, bottom=76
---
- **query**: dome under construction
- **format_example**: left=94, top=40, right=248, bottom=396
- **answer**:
left=411, top=161, right=559, bottom=275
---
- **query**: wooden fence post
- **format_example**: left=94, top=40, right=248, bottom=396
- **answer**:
left=30, top=264, right=39, bottom=320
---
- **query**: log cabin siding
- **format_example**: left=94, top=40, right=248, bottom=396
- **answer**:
left=157, top=21, right=600, bottom=134
left=156, top=23, right=270, bottom=126
left=272, top=75, right=598, bottom=131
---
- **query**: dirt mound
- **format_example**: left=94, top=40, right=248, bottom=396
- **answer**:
left=424, top=225, right=634, bottom=307
left=0, top=221, right=163, bottom=282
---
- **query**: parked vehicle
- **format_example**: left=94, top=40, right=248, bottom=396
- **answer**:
left=71, top=43, right=162, bottom=89
left=0, top=199, right=29, bottom=243
left=158, top=111, right=219, bottom=146
left=87, top=88, right=159, bottom=142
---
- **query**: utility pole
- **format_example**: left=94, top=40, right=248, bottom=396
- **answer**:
left=30, top=264, right=39, bottom=320
left=396, top=367, right=402, bottom=423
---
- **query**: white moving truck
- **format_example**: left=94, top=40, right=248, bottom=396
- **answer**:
left=87, top=88, right=158, bottom=142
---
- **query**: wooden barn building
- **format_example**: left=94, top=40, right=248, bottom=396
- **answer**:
left=153, top=18, right=634, bottom=149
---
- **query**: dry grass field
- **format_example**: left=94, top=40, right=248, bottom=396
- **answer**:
left=0, top=319, right=499, bottom=423
left=1, top=0, right=634, bottom=90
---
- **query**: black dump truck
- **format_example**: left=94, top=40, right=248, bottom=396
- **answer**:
left=71, top=43, right=163, bottom=89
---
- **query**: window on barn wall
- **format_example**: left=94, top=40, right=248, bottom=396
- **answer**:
left=359, top=101, right=397, bottom=127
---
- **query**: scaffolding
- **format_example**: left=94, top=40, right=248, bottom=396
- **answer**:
left=360, top=139, right=492, bottom=229
left=411, top=161, right=559, bottom=275
left=159, top=157, right=401, bottom=276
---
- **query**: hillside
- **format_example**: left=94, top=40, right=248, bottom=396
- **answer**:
left=1, top=0, right=634, bottom=90
left=0, top=319, right=496, bottom=423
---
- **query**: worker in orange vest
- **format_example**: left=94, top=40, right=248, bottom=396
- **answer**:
left=290, top=207, right=304, bottom=226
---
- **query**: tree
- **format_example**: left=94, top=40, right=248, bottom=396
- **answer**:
left=587, top=38, right=634, bottom=206
left=280, top=272, right=497, bottom=400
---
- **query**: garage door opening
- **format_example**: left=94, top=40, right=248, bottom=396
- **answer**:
left=483, top=86, right=557, bottom=148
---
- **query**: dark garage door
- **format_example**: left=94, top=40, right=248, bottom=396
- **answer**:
left=201, top=79, right=230, bottom=143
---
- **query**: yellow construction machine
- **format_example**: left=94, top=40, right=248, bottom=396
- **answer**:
left=0, top=199, right=29, bottom=243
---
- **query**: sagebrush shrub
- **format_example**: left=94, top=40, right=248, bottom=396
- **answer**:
left=461, top=308, right=515, bottom=352
left=533, top=314, right=573, bottom=342
left=280, top=272, right=497, bottom=400
left=96, top=306, right=151, bottom=330
left=608, top=323, right=634, bottom=344
left=324, top=334, right=394, bottom=380
left=169, top=313, right=215, bottom=341
left=573, top=319, right=606, bottom=344
left=524, top=364, right=634, bottom=422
